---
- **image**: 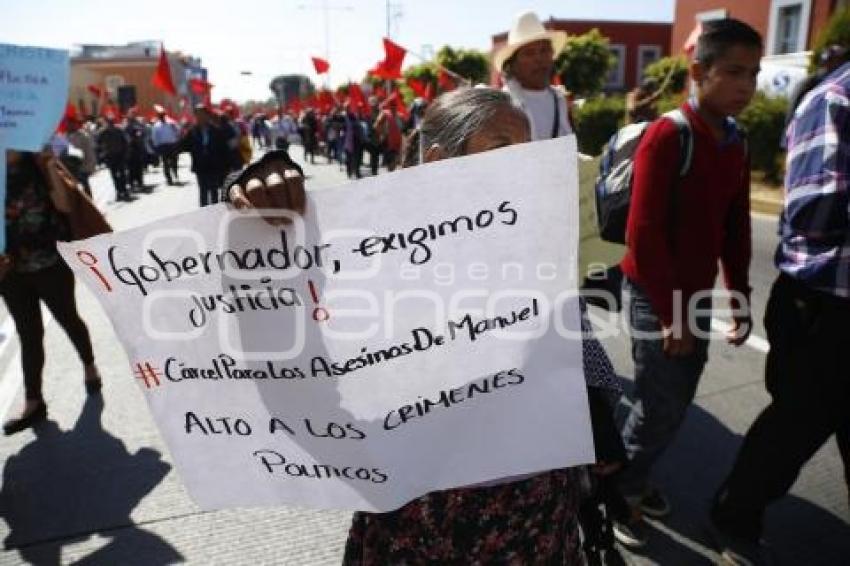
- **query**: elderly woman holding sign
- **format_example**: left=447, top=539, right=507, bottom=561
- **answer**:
left=226, top=88, right=624, bottom=564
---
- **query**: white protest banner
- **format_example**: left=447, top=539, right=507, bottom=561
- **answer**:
left=0, top=43, right=70, bottom=250
left=58, top=136, right=594, bottom=512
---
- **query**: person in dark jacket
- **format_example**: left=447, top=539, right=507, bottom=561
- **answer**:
left=97, top=116, right=134, bottom=202
left=173, top=105, right=235, bottom=206
left=124, top=112, right=148, bottom=192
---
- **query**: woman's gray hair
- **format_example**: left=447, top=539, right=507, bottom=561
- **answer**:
left=403, top=88, right=523, bottom=166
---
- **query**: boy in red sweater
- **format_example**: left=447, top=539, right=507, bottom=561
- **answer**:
left=613, top=19, right=761, bottom=548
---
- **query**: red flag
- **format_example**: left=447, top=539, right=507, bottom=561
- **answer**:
left=683, top=22, right=702, bottom=56
left=152, top=45, right=177, bottom=96
left=424, top=82, right=434, bottom=102
left=189, top=78, right=210, bottom=95
left=438, top=68, right=457, bottom=92
left=348, top=83, right=368, bottom=113
left=87, top=84, right=102, bottom=97
left=406, top=78, right=429, bottom=99
left=311, top=56, right=330, bottom=74
left=317, top=89, right=335, bottom=113
left=386, top=89, right=408, bottom=120
left=369, top=38, right=407, bottom=80
left=56, top=103, right=80, bottom=133
left=373, top=85, right=387, bottom=99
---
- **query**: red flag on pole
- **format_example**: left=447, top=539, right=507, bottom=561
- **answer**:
left=406, top=78, right=429, bottom=99
left=152, top=45, right=177, bottom=96
left=189, top=78, right=214, bottom=99
left=311, top=56, right=330, bottom=74
left=438, top=68, right=457, bottom=92
left=369, top=38, right=407, bottom=80
left=87, top=84, right=102, bottom=97
left=348, top=83, right=368, bottom=113
left=683, top=22, right=703, bottom=56
left=317, top=89, right=335, bottom=113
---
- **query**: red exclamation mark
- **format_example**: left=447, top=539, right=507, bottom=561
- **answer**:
left=307, top=280, right=330, bottom=322
left=77, top=251, right=113, bottom=292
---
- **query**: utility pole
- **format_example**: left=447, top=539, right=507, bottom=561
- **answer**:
left=384, top=1, right=403, bottom=95
left=298, top=0, right=353, bottom=88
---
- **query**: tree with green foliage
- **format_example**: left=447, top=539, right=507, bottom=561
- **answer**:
left=809, top=7, right=850, bottom=71
left=643, top=56, right=689, bottom=96
left=738, top=92, right=789, bottom=183
left=573, top=95, right=625, bottom=155
left=436, top=46, right=490, bottom=85
left=554, top=29, right=615, bottom=97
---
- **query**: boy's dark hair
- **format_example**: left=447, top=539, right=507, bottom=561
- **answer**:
left=695, top=18, right=763, bottom=68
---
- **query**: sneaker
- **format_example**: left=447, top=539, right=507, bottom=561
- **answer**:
left=638, top=486, right=671, bottom=519
left=612, top=519, right=648, bottom=549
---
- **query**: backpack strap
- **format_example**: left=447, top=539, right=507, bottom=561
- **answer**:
left=550, top=88, right=561, bottom=139
left=663, top=108, right=693, bottom=177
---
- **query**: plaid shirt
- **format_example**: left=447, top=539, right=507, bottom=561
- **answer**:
left=777, top=62, right=850, bottom=298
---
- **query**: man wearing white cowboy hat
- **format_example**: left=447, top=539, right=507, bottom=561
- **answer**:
left=495, top=11, right=571, bottom=141
left=497, top=11, right=625, bottom=295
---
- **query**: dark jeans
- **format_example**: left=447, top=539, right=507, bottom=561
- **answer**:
left=712, top=274, right=850, bottom=541
left=617, top=278, right=711, bottom=498
left=156, top=144, right=179, bottom=184
left=105, top=157, right=128, bottom=198
left=197, top=171, right=225, bottom=206
left=127, top=151, right=144, bottom=188
left=0, top=262, right=95, bottom=401
left=366, top=142, right=380, bottom=175
left=345, top=147, right=362, bottom=179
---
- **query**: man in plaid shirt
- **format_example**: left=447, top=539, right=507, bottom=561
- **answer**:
left=710, top=62, right=850, bottom=565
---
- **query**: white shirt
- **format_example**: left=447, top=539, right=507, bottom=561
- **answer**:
left=152, top=120, right=179, bottom=146
left=503, top=79, right=572, bottom=141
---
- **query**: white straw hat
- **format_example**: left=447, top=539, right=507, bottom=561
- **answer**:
left=493, top=11, right=568, bottom=72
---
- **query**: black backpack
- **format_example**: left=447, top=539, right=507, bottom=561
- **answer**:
left=594, top=110, right=694, bottom=244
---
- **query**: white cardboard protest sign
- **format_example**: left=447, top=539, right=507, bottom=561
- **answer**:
left=58, top=137, right=594, bottom=512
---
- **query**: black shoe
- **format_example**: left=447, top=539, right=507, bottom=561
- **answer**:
left=117, top=194, right=137, bottom=202
left=3, top=401, right=47, bottom=435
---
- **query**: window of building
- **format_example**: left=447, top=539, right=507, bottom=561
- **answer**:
left=606, top=44, right=626, bottom=89
left=637, top=45, right=661, bottom=84
left=767, top=0, right=812, bottom=55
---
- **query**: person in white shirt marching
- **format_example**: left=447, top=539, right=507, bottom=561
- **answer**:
left=495, top=11, right=572, bottom=141
left=152, top=105, right=181, bottom=186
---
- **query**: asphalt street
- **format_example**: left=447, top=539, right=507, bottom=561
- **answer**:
left=0, top=147, right=846, bottom=565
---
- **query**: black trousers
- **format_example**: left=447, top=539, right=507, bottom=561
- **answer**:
left=156, top=144, right=179, bottom=184
left=127, top=151, right=144, bottom=188
left=0, top=262, right=95, bottom=401
left=197, top=171, right=225, bottom=207
left=713, top=273, right=850, bottom=540
left=105, top=157, right=128, bottom=198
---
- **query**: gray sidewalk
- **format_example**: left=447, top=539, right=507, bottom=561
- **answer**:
left=0, top=151, right=847, bottom=565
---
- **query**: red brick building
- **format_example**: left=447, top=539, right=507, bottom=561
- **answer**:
left=672, top=0, right=849, bottom=57
left=491, top=19, right=673, bottom=91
